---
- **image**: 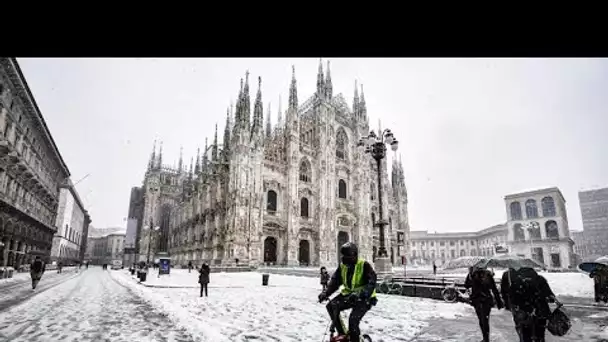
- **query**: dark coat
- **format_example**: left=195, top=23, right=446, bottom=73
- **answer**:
left=500, top=268, right=556, bottom=319
left=198, top=265, right=210, bottom=284
left=320, top=272, right=330, bottom=285
left=464, top=269, right=503, bottom=308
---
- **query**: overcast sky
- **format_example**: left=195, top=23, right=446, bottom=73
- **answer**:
left=17, top=58, right=608, bottom=233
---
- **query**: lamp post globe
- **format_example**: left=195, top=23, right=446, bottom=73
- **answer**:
left=358, top=128, right=399, bottom=278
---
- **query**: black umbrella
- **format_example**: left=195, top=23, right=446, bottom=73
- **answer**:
left=474, top=254, right=545, bottom=270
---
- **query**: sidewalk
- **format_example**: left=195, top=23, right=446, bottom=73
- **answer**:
left=415, top=306, right=608, bottom=342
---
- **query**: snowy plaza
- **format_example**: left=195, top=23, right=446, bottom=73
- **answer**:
left=0, top=267, right=605, bottom=341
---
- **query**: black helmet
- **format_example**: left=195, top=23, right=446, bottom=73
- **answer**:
left=340, top=242, right=358, bottom=257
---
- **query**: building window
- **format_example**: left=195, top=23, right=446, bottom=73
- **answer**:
left=513, top=223, right=525, bottom=241
left=510, top=201, right=522, bottom=220
left=525, top=199, right=539, bottom=219
left=430, top=241, right=434, bottom=247
left=460, top=241, right=464, bottom=246
left=528, top=222, right=541, bottom=240
left=545, top=220, right=559, bottom=240
left=338, top=179, right=347, bottom=199
left=440, top=242, right=445, bottom=247
left=336, top=129, right=348, bottom=161
left=450, top=241, right=455, bottom=246
left=541, top=196, right=556, bottom=217
left=300, top=197, right=309, bottom=217
left=299, top=159, right=311, bottom=182
left=460, top=250, right=465, bottom=257
left=266, top=190, right=277, bottom=212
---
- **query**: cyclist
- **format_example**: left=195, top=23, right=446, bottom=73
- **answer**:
left=318, top=242, right=377, bottom=341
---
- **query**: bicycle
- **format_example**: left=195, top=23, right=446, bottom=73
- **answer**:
left=318, top=296, right=373, bottom=342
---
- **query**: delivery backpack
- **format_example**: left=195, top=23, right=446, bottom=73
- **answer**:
left=547, top=307, right=571, bottom=337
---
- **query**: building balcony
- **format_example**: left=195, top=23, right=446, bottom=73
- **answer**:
left=510, top=237, right=574, bottom=245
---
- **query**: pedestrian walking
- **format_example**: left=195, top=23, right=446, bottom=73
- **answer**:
left=590, top=268, right=608, bottom=304
left=464, top=266, right=503, bottom=342
left=319, top=266, right=329, bottom=291
left=29, top=256, right=46, bottom=290
left=199, top=263, right=210, bottom=297
left=188, top=261, right=193, bottom=274
left=433, top=262, right=437, bottom=276
left=57, top=261, right=63, bottom=274
left=501, top=267, right=560, bottom=342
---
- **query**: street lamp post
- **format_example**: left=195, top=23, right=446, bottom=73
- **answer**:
left=358, top=129, right=399, bottom=276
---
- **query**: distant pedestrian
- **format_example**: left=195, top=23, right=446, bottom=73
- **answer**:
left=501, top=267, right=560, bottom=342
left=30, top=256, right=46, bottom=290
left=85, top=261, right=89, bottom=269
left=319, top=266, right=329, bottom=291
left=465, top=266, right=503, bottom=342
left=57, top=261, right=63, bottom=274
left=433, top=262, right=437, bottom=276
left=188, top=261, right=193, bottom=274
left=199, top=263, right=210, bottom=297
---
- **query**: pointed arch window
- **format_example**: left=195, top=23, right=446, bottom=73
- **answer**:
left=299, top=159, right=311, bottom=182
left=336, top=129, right=348, bottom=161
left=338, top=179, right=347, bottom=199
left=300, top=197, right=309, bottom=217
left=370, top=183, right=375, bottom=200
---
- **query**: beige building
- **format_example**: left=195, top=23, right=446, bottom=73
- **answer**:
left=0, top=58, right=71, bottom=269
left=408, top=224, right=507, bottom=265
left=86, top=233, right=125, bottom=265
left=505, top=187, right=575, bottom=270
left=50, top=180, right=90, bottom=264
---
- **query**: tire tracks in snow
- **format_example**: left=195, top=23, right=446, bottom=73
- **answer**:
left=0, top=271, right=82, bottom=313
left=0, top=271, right=86, bottom=341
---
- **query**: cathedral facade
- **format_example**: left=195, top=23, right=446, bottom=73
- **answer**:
left=135, top=61, right=410, bottom=268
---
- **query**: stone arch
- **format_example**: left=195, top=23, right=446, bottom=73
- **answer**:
left=263, top=236, right=278, bottom=264
left=525, top=199, right=538, bottom=219
left=541, top=196, right=556, bottom=217
left=510, top=201, right=522, bottom=220
left=513, top=223, right=525, bottom=241
left=545, top=220, right=559, bottom=239
left=298, top=239, right=310, bottom=266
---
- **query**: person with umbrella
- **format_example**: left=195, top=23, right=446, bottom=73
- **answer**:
left=579, top=257, right=608, bottom=304
left=464, top=265, right=503, bottom=342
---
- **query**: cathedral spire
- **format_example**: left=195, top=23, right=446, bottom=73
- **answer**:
left=202, top=138, right=208, bottom=171
left=288, top=66, right=298, bottom=111
left=149, top=139, right=157, bottom=170
left=157, top=141, right=163, bottom=169
left=194, top=147, right=201, bottom=174
left=212, top=123, right=218, bottom=161
left=325, top=60, right=333, bottom=100
left=242, top=71, right=251, bottom=129
left=223, top=108, right=231, bottom=159
left=353, top=80, right=359, bottom=118
left=316, top=58, right=325, bottom=99
left=252, top=76, right=264, bottom=137
left=189, top=157, right=194, bottom=179
left=232, top=78, right=243, bottom=135
left=266, top=102, right=272, bottom=138
left=360, top=83, right=367, bottom=119
left=277, top=94, right=283, bottom=127
left=178, top=145, right=184, bottom=172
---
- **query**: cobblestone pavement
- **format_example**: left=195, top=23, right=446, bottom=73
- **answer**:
left=0, top=268, right=197, bottom=342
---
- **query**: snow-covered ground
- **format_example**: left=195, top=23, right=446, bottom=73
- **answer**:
left=0, top=268, right=194, bottom=342
left=112, top=270, right=470, bottom=342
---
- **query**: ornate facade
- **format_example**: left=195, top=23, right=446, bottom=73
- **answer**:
left=0, top=58, right=71, bottom=268
left=136, top=61, right=410, bottom=268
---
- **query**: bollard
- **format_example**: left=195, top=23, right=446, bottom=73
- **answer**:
left=262, top=273, right=269, bottom=286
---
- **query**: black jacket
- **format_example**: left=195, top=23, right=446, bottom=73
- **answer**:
left=464, top=269, right=503, bottom=308
left=325, top=261, right=377, bottom=298
left=500, top=268, right=556, bottom=318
